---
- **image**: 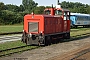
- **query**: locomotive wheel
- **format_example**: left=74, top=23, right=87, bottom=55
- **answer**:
left=25, top=37, right=29, bottom=45
left=51, top=36, right=57, bottom=44
left=22, top=32, right=26, bottom=43
left=67, top=33, right=70, bottom=39
left=45, top=39, right=48, bottom=46
left=45, top=36, right=51, bottom=46
left=64, top=33, right=70, bottom=39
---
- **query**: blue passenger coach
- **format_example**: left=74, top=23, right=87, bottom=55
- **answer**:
left=70, top=13, right=90, bottom=27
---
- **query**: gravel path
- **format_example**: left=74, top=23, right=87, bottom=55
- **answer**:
left=0, top=34, right=22, bottom=43
left=48, top=41, right=90, bottom=60
left=0, top=36, right=90, bottom=60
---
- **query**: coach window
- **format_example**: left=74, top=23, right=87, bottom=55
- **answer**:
left=77, top=16, right=79, bottom=20
left=86, top=17, right=88, bottom=20
left=78, top=16, right=80, bottom=20
left=89, top=17, right=90, bottom=20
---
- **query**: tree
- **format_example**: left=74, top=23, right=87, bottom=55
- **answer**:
left=0, top=2, right=4, bottom=11
left=45, top=6, right=51, bottom=8
left=22, top=0, right=38, bottom=13
left=0, top=10, right=23, bottom=25
left=34, top=6, right=45, bottom=14
left=19, top=5, right=25, bottom=12
left=4, top=4, right=20, bottom=12
left=59, top=1, right=90, bottom=14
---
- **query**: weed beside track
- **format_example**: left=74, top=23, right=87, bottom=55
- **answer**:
left=0, top=45, right=39, bottom=57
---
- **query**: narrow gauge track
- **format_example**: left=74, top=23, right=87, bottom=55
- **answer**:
left=0, top=45, right=39, bottom=57
left=0, top=33, right=90, bottom=57
left=70, top=48, right=90, bottom=60
left=49, top=43, right=90, bottom=60
left=0, top=32, right=22, bottom=35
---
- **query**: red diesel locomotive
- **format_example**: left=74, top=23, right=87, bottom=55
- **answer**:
left=22, top=4, right=70, bottom=45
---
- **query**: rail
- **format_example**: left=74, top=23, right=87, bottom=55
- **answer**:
left=0, top=32, right=22, bottom=35
left=0, top=33, right=90, bottom=57
left=0, top=45, right=39, bottom=57
left=71, top=48, right=90, bottom=60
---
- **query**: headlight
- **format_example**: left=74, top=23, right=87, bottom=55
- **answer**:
left=29, top=33, right=32, bottom=37
left=23, top=30, right=24, bottom=32
left=41, top=31, right=42, bottom=33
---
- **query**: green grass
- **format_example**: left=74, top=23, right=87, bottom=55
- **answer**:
left=0, top=25, right=23, bottom=33
left=0, top=40, right=26, bottom=50
left=0, top=41, right=38, bottom=57
left=71, top=28, right=90, bottom=31
left=70, top=28, right=90, bottom=36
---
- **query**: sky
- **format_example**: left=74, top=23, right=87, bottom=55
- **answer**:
left=0, top=0, right=90, bottom=6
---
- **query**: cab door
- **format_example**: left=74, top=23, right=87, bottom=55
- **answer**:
left=63, top=11, right=70, bottom=32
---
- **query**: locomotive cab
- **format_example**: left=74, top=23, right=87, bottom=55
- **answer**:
left=44, top=6, right=70, bottom=20
left=44, top=7, right=71, bottom=42
left=44, top=7, right=71, bottom=32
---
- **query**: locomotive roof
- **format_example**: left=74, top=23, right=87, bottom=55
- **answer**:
left=62, top=8, right=70, bottom=12
left=44, top=8, right=70, bottom=12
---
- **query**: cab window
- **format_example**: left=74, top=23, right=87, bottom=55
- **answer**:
left=45, top=10, right=51, bottom=15
left=55, top=10, right=62, bottom=15
left=64, top=12, right=70, bottom=20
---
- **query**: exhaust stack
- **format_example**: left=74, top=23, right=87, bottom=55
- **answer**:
left=51, top=4, right=55, bottom=15
left=57, top=0, right=59, bottom=5
left=56, top=0, right=61, bottom=8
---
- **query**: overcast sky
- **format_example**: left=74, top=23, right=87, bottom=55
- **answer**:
left=0, top=0, right=90, bottom=6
